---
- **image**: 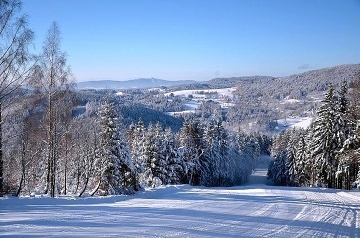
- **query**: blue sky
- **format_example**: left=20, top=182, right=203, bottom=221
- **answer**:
left=22, top=0, right=360, bottom=82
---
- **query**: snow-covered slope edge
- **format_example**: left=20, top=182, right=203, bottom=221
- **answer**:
left=1, top=185, right=359, bottom=237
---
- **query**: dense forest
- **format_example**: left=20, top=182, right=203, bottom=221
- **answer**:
left=268, top=80, right=360, bottom=189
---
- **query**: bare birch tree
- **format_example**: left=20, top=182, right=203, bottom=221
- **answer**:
left=32, top=22, right=73, bottom=197
left=0, top=0, right=34, bottom=195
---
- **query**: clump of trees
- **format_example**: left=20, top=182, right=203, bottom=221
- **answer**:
left=123, top=116, right=265, bottom=189
left=268, top=81, right=360, bottom=189
left=3, top=95, right=266, bottom=196
left=1, top=0, right=35, bottom=195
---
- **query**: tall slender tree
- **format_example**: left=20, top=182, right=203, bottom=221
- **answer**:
left=31, top=22, right=73, bottom=197
left=0, top=0, right=34, bottom=195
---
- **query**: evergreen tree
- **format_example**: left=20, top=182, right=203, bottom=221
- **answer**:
left=227, top=136, right=244, bottom=185
left=127, top=119, right=146, bottom=190
left=338, top=80, right=350, bottom=114
left=215, top=120, right=231, bottom=186
left=203, top=120, right=231, bottom=186
left=295, top=129, right=311, bottom=186
left=268, top=155, right=287, bottom=186
left=285, top=129, right=298, bottom=186
left=334, top=80, right=358, bottom=189
left=202, top=120, right=217, bottom=186
left=151, top=123, right=168, bottom=186
left=141, top=123, right=168, bottom=187
left=268, top=130, right=290, bottom=186
left=140, top=123, right=156, bottom=187
left=237, top=132, right=259, bottom=175
left=95, top=99, right=136, bottom=195
left=310, top=85, right=338, bottom=188
left=163, top=128, right=183, bottom=184
left=177, top=119, right=205, bottom=185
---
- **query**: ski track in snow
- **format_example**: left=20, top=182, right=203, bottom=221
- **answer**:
left=1, top=157, right=360, bottom=237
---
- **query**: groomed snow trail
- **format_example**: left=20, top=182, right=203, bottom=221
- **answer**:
left=1, top=157, right=359, bottom=237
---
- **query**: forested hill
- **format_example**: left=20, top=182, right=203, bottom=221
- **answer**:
left=224, top=64, right=360, bottom=132
left=168, top=64, right=360, bottom=91
left=77, top=64, right=360, bottom=92
left=206, top=76, right=275, bottom=88
left=232, top=64, right=360, bottom=103
left=274, top=64, right=360, bottom=98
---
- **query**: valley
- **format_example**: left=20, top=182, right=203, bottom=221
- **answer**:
left=77, top=64, right=360, bottom=133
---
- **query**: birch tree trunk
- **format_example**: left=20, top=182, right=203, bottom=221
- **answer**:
left=32, top=22, right=73, bottom=197
left=0, top=0, right=34, bottom=196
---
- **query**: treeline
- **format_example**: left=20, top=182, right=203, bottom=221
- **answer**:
left=268, top=81, right=360, bottom=189
left=3, top=95, right=270, bottom=196
left=227, top=64, right=360, bottom=133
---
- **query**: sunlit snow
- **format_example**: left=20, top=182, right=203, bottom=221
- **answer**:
left=165, top=87, right=236, bottom=98
left=277, top=116, right=313, bottom=130
left=1, top=156, right=359, bottom=237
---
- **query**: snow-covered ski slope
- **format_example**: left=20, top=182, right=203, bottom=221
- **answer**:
left=1, top=161, right=360, bottom=237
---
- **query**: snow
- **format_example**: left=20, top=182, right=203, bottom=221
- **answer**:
left=1, top=188, right=359, bottom=237
left=246, top=155, right=273, bottom=186
left=148, top=88, right=166, bottom=92
left=166, top=102, right=200, bottom=115
left=285, top=99, right=300, bottom=104
left=1, top=157, right=360, bottom=237
left=185, top=102, right=200, bottom=110
left=277, top=116, right=313, bottom=130
left=281, top=98, right=301, bottom=104
left=165, top=87, right=236, bottom=98
left=290, top=117, right=313, bottom=129
left=165, top=88, right=236, bottom=116
left=167, top=110, right=195, bottom=116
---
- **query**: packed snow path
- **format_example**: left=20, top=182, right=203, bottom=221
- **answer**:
left=1, top=186, right=359, bottom=237
left=1, top=157, right=360, bottom=237
left=246, top=155, right=272, bottom=186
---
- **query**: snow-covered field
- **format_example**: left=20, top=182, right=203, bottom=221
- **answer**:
left=277, top=116, right=313, bottom=130
left=167, top=102, right=200, bottom=116
left=164, top=87, right=236, bottom=98
left=166, top=88, right=236, bottom=115
left=1, top=163, right=360, bottom=237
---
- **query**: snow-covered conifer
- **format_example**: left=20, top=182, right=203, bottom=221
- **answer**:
left=285, top=128, right=299, bottom=186
left=295, top=129, right=311, bottom=186
left=95, top=99, right=137, bottom=195
left=163, top=128, right=183, bottom=184
left=268, top=130, right=290, bottom=186
left=309, top=84, right=338, bottom=188
left=177, top=119, right=205, bottom=185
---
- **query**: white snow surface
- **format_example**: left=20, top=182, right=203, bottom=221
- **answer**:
left=281, top=98, right=301, bottom=104
left=165, top=87, right=236, bottom=98
left=1, top=158, right=360, bottom=237
left=277, top=116, right=313, bottom=130
left=166, top=102, right=200, bottom=115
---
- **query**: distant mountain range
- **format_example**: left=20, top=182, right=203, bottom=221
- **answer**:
left=77, top=78, right=197, bottom=90
left=77, top=64, right=360, bottom=91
